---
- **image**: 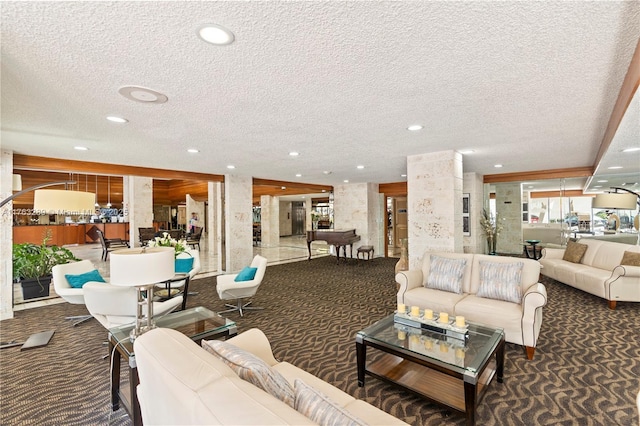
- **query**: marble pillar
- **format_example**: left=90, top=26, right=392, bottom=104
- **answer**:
left=494, top=182, right=523, bottom=254
left=260, top=195, right=279, bottom=247
left=305, top=198, right=313, bottom=231
left=124, top=176, right=153, bottom=247
left=333, top=182, right=381, bottom=256
left=407, top=151, right=463, bottom=268
left=208, top=181, right=223, bottom=271
left=224, top=175, right=253, bottom=272
left=1, top=151, right=14, bottom=320
left=463, top=172, right=485, bottom=254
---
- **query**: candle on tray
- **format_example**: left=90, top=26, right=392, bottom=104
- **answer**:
left=439, top=343, right=449, bottom=353
left=411, top=306, right=420, bottom=317
left=397, top=303, right=406, bottom=314
left=397, top=330, right=406, bottom=340
left=455, top=316, right=466, bottom=328
left=424, top=309, right=433, bottom=320
left=439, top=312, right=449, bottom=323
left=424, top=339, right=433, bottom=350
left=456, top=348, right=465, bottom=360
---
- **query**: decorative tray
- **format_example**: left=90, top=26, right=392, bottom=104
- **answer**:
left=394, top=311, right=469, bottom=341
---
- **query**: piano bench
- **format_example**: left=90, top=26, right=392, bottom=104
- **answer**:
left=357, top=245, right=374, bottom=260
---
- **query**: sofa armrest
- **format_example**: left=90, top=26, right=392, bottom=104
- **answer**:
left=226, top=328, right=280, bottom=367
left=610, top=265, right=640, bottom=279
left=521, top=283, right=547, bottom=348
left=395, top=269, right=423, bottom=304
left=540, top=248, right=564, bottom=260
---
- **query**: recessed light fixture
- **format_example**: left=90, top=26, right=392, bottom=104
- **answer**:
left=343, top=180, right=349, bottom=183
left=356, top=165, right=364, bottom=169
left=106, top=116, right=128, bottom=123
left=187, top=149, right=199, bottom=153
left=322, top=189, right=326, bottom=192
left=281, top=186, right=286, bottom=190
left=528, top=185, right=534, bottom=189
left=597, top=180, right=608, bottom=183
left=227, top=165, right=235, bottom=169
left=608, top=166, right=623, bottom=169
left=197, top=24, right=235, bottom=45
left=494, top=164, right=503, bottom=168
left=459, top=150, right=475, bottom=154
left=289, top=151, right=299, bottom=157
left=407, top=125, right=423, bottom=131
left=118, top=86, right=168, bottom=104
left=622, top=147, right=640, bottom=152
left=295, top=173, right=302, bottom=177
left=401, top=174, right=407, bottom=177
left=323, top=171, right=332, bottom=175
left=593, top=185, right=602, bottom=188
left=74, top=146, right=89, bottom=151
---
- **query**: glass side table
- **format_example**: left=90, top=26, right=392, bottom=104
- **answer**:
left=108, top=307, right=237, bottom=425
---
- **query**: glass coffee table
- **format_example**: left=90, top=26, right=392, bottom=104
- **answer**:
left=356, top=314, right=504, bottom=426
left=108, top=307, right=237, bottom=425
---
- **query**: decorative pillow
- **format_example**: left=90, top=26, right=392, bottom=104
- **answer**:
left=620, top=251, right=640, bottom=267
left=294, top=379, right=366, bottom=426
left=476, top=261, right=523, bottom=304
left=201, top=340, right=294, bottom=407
left=65, top=269, right=106, bottom=288
left=425, top=255, right=467, bottom=294
left=562, top=241, right=588, bottom=264
left=175, top=257, right=194, bottom=273
left=234, top=266, right=258, bottom=282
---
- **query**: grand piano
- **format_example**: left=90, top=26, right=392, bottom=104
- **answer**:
left=307, top=229, right=361, bottom=263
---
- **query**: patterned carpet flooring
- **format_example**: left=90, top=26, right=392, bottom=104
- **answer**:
left=1, top=256, right=639, bottom=425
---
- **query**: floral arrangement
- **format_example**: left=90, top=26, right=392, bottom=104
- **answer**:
left=147, top=232, right=188, bottom=258
left=480, top=209, right=503, bottom=254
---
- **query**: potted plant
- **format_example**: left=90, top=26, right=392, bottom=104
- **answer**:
left=12, top=231, right=80, bottom=300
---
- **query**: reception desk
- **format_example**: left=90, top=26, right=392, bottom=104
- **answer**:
left=13, top=223, right=129, bottom=246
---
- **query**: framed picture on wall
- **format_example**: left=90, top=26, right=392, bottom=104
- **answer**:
left=462, top=193, right=470, bottom=236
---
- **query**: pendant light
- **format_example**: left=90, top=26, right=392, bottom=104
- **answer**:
left=106, top=176, right=112, bottom=208
left=94, top=175, right=100, bottom=207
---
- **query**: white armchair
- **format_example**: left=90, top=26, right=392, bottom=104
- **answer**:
left=216, top=255, right=267, bottom=316
left=52, top=260, right=105, bottom=326
left=154, top=249, right=201, bottom=310
left=83, top=282, right=183, bottom=329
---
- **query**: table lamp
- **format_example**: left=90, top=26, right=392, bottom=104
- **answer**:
left=110, top=247, right=175, bottom=340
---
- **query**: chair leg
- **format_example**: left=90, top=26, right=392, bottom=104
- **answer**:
left=66, top=314, right=93, bottom=326
left=218, top=299, right=263, bottom=317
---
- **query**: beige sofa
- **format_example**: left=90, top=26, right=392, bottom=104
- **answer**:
left=539, top=239, right=640, bottom=309
left=134, top=327, right=408, bottom=425
left=396, top=253, right=547, bottom=360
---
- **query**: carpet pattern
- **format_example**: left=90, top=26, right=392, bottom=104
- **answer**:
left=1, top=256, right=639, bottom=425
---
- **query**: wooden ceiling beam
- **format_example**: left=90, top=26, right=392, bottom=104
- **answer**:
left=483, top=167, right=594, bottom=184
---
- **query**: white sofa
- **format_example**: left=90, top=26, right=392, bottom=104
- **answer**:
left=396, top=253, right=547, bottom=360
left=539, top=239, right=640, bottom=310
left=134, top=327, right=408, bottom=425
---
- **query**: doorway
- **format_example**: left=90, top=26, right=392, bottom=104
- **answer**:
left=292, top=201, right=306, bottom=235
left=387, top=196, right=407, bottom=257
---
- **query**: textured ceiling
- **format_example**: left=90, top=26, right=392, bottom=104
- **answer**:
left=1, top=1, right=639, bottom=193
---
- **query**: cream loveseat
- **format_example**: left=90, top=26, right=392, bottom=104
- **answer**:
left=396, top=253, right=547, bottom=360
left=134, top=327, right=408, bottom=425
left=539, top=239, right=640, bottom=310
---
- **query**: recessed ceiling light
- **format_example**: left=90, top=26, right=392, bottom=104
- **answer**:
left=343, top=180, right=349, bottom=183
left=459, top=150, right=475, bottom=154
left=323, top=171, right=331, bottom=175
left=281, top=186, right=286, bottom=190
left=407, top=125, right=423, bottom=131
left=198, top=24, right=235, bottom=45
left=118, top=86, right=168, bottom=104
left=289, top=151, right=299, bottom=157
left=622, top=147, right=640, bottom=152
left=528, top=185, right=534, bottom=189
left=401, top=174, right=407, bottom=177
left=597, top=180, right=608, bottom=183
left=593, top=185, right=602, bottom=188
left=106, top=116, right=128, bottom=123
left=357, top=165, right=364, bottom=169
left=494, top=164, right=503, bottom=168
left=295, top=173, right=302, bottom=177
left=74, top=146, right=89, bottom=151
left=322, top=189, right=326, bottom=192
left=187, top=149, right=199, bottom=153
left=608, top=166, right=623, bottom=169
left=227, top=165, right=235, bottom=169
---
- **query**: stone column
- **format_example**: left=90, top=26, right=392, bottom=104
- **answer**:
left=333, top=182, right=381, bottom=257
left=407, top=151, right=463, bottom=269
left=224, top=175, right=253, bottom=272
left=208, top=181, right=223, bottom=271
left=1, top=151, right=14, bottom=320
left=305, top=198, right=313, bottom=231
left=260, top=195, right=279, bottom=247
left=124, top=176, right=153, bottom=247
left=463, top=172, right=485, bottom=254
left=494, top=182, right=523, bottom=254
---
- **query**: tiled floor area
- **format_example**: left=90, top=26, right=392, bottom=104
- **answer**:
left=12, top=234, right=336, bottom=310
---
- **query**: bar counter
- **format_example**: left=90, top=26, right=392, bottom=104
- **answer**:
left=13, top=223, right=129, bottom=245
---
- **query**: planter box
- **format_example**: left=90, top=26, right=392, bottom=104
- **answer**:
left=20, top=276, right=52, bottom=300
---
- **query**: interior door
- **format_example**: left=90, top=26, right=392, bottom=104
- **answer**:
left=394, top=197, right=408, bottom=247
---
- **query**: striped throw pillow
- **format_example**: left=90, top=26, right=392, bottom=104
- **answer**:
left=294, top=379, right=365, bottom=426
left=476, top=260, right=524, bottom=304
left=425, top=255, right=467, bottom=294
left=201, top=340, right=294, bottom=407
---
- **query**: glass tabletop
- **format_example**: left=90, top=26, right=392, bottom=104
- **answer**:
left=109, top=306, right=236, bottom=357
left=357, top=314, right=504, bottom=377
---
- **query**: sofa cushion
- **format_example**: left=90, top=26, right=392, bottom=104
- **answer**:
left=425, top=255, right=466, bottom=294
left=202, top=339, right=295, bottom=407
left=621, top=251, right=640, bottom=267
left=476, top=261, right=523, bottom=304
left=294, top=379, right=365, bottom=426
left=563, top=241, right=588, bottom=263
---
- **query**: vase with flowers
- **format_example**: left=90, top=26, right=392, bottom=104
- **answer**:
left=480, top=209, right=503, bottom=255
left=147, top=232, right=189, bottom=257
